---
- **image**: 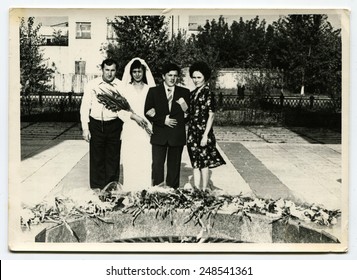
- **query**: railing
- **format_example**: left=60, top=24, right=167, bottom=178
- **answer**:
left=215, top=94, right=341, bottom=112
left=20, top=93, right=341, bottom=117
left=20, top=92, right=83, bottom=116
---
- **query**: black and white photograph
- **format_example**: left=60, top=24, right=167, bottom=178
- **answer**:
left=8, top=8, right=349, bottom=252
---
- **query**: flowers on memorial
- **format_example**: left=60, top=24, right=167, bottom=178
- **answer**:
left=20, top=184, right=341, bottom=232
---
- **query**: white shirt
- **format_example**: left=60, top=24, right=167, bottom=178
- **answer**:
left=80, top=77, right=131, bottom=130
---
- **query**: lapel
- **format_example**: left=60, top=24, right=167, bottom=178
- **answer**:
left=170, top=86, right=179, bottom=114
left=158, top=84, right=170, bottom=112
left=158, top=84, right=182, bottom=114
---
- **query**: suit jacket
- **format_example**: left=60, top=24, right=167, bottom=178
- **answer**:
left=144, top=84, right=190, bottom=146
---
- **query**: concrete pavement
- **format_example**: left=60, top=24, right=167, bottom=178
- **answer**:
left=19, top=123, right=342, bottom=211
left=15, top=122, right=344, bottom=243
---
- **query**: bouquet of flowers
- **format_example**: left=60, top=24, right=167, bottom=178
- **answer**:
left=96, top=84, right=152, bottom=136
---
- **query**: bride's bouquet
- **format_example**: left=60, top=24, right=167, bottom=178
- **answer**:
left=96, top=84, right=153, bottom=136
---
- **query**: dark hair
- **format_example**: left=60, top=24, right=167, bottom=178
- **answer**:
left=101, top=58, right=118, bottom=70
left=161, top=62, right=181, bottom=76
left=130, top=59, right=147, bottom=84
left=189, top=61, right=211, bottom=81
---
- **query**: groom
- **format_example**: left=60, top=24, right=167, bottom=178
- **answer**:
left=144, top=63, right=190, bottom=189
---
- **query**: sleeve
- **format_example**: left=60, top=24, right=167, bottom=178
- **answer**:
left=207, top=90, right=216, bottom=113
left=115, top=81, right=132, bottom=122
left=80, top=81, right=93, bottom=130
left=182, top=88, right=190, bottom=105
left=184, top=88, right=191, bottom=123
left=144, top=88, right=166, bottom=127
left=117, top=110, right=132, bottom=122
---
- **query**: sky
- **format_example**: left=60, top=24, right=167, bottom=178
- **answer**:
left=33, top=13, right=341, bottom=30
left=189, top=13, right=341, bottom=30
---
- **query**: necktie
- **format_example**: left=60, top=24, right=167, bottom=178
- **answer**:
left=167, top=87, right=173, bottom=111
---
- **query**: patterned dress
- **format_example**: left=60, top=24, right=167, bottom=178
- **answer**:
left=187, top=85, right=226, bottom=169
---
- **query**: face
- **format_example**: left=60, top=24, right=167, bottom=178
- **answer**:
left=162, top=70, right=178, bottom=87
left=131, top=68, right=144, bottom=83
left=102, top=64, right=117, bottom=83
left=191, top=71, right=206, bottom=88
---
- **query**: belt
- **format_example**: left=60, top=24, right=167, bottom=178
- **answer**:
left=89, top=116, right=119, bottom=124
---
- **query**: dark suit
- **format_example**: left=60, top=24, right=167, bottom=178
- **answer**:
left=145, top=84, right=190, bottom=188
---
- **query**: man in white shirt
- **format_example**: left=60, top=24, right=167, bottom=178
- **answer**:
left=80, top=58, right=145, bottom=190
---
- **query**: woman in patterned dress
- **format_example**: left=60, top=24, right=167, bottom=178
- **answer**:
left=187, top=61, right=226, bottom=192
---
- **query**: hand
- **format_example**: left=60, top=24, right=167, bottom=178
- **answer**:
left=165, top=115, right=177, bottom=128
left=82, top=129, right=91, bottom=142
left=176, top=98, right=188, bottom=112
left=200, top=134, right=208, bottom=146
left=131, top=113, right=148, bottom=128
left=146, top=108, right=156, bottom=117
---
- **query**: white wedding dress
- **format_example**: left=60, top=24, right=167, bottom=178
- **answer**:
left=120, top=83, right=152, bottom=192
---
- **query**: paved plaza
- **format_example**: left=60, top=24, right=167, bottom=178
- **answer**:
left=16, top=122, right=344, bottom=242
left=19, top=122, right=342, bottom=209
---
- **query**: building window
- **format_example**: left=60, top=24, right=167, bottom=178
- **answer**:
left=76, top=22, right=91, bottom=39
left=189, top=23, right=199, bottom=31
left=75, top=61, right=86, bottom=75
left=43, top=29, right=69, bottom=46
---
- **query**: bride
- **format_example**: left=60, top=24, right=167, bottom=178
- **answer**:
left=120, top=58, right=156, bottom=192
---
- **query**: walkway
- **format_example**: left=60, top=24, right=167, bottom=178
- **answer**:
left=19, top=123, right=342, bottom=211
left=14, top=122, right=344, bottom=243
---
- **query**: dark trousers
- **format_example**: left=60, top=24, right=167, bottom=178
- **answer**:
left=152, top=144, right=184, bottom=189
left=89, top=117, right=123, bottom=189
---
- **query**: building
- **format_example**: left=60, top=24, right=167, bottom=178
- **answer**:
left=35, top=12, right=274, bottom=92
left=37, top=13, right=191, bottom=77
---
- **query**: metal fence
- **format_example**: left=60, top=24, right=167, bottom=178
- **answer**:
left=21, top=93, right=83, bottom=116
left=20, top=93, right=341, bottom=116
left=215, top=94, right=341, bottom=112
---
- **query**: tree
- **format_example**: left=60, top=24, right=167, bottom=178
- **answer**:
left=164, top=30, right=197, bottom=66
left=195, top=16, right=231, bottom=68
left=194, top=16, right=270, bottom=69
left=106, top=16, right=169, bottom=83
left=20, top=17, right=54, bottom=97
left=162, top=30, right=205, bottom=85
left=230, top=16, right=268, bottom=68
left=106, top=16, right=216, bottom=85
left=267, top=14, right=341, bottom=96
left=309, top=18, right=341, bottom=99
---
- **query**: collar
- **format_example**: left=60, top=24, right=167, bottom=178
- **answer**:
left=163, top=83, right=175, bottom=94
left=99, top=78, right=120, bottom=86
